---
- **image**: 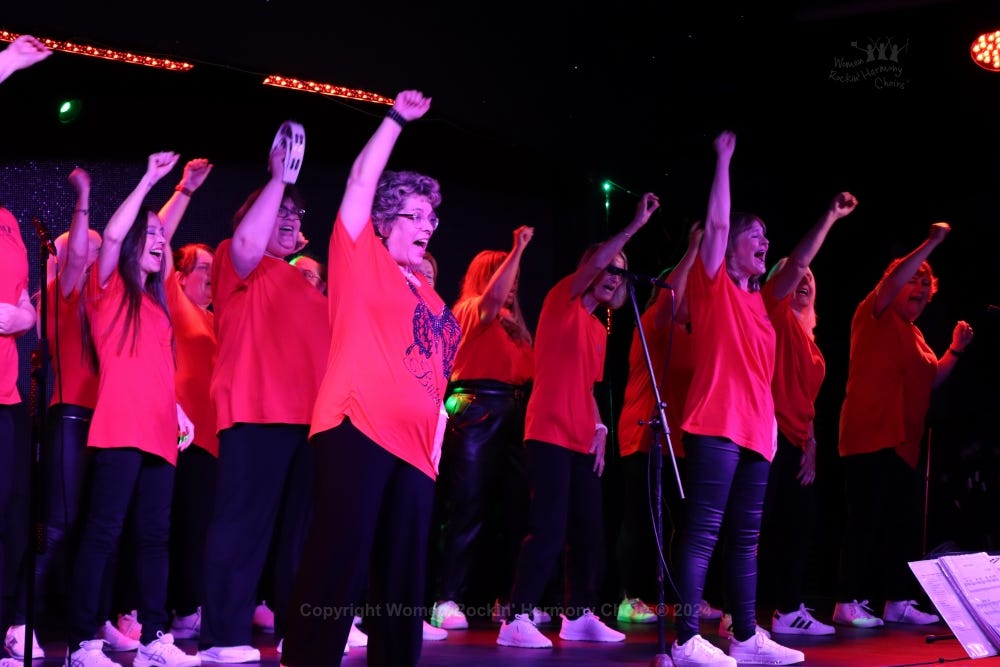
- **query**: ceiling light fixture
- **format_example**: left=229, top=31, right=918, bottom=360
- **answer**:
left=971, top=30, right=1000, bottom=72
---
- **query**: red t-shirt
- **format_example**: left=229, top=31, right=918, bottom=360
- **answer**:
left=85, top=270, right=178, bottom=464
left=167, top=275, right=219, bottom=456
left=211, top=239, right=330, bottom=432
left=524, top=275, right=607, bottom=454
left=311, top=218, right=461, bottom=480
left=449, top=298, right=533, bottom=384
left=838, top=288, right=938, bottom=468
left=762, top=281, right=826, bottom=449
left=681, top=257, right=777, bottom=460
left=47, top=281, right=98, bottom=409
left=618, top=312, right=689, bottom=458
left=1, top=208, right=27, bottom=405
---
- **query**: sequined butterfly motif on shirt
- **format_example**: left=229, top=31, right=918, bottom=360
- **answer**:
left=404, top=281, right=461, bottom=404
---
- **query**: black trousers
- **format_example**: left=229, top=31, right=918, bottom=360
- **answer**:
left=199, top=423, right=312, bottom=648
left=0, top=403, right=17, bottom=629
left=67, top=448, right=175, bottom=647
left=168, top=444, right=216, bottom=617
left=282, top=419, right=434, bottom=667
left=508, top=440, right=604, bottom=618
left=432, top=381, right=529, bottom=607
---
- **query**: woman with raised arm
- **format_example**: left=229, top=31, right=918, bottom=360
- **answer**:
left=833, top=222, right=973, bottom=629
left=66, top=152, right=199, bottom=667
left=496, top=192, right=659, bottom=649
left=429, top=226, right=535, bottom=630
left=282, top=90, right=460, bottom=667
left=757, top=192, right=857, bottom=638
left=670, top=132, right=803, bottom=667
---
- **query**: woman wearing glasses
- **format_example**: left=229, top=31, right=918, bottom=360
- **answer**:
left=197, top=146, right=330, bottom=664
left=282, top=90, right=460, bottom=667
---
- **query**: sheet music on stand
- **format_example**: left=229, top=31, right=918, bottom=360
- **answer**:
left=910, top=552, right=1000, bottom=659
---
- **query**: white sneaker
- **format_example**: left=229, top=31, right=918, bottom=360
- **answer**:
left=729, top=632, right=804, bottom=665
left=4, top=625, right=44, bottom=660
left=558, top=610, right=625, bottom=642
left=117, top=611, right=142, bottom=642
left=430, top=600, right=468, bottom=629
left=348, top=620, right=368, bottom=648
left=170, top=608, right=201, bottom=640
left=196, top=645, right=260, bottom=663
left=531, top=607, right=552, bottom=625
left=252, top=602, right=275, bottom=634
left=617, top=597, right=657, bottom=623
left=422, top=621, right=447, bottom=641
left=134, top=633, right=200, bottom=667
left=95, top=621, right=140, bottom=651
left=64, top=639, right=123, bottom=667
left=770, top=604, right=835, bottom=636
left=671, top=634, right=736, bottom=667
left=884, top=600, right=940, bottom=625
left=496, top=614, right=552, bottom=648
left=718, top=613, right=771, bottom=640
left=699, top=600, right=724, bottom=620
left=831, top=600, right=883, bottom=628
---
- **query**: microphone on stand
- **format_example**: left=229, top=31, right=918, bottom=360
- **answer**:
left=606, top=265, right=673, bottom=290
left=31, top=216, right=57, bottom=256
left=987, top=305, right=1000, bottom=314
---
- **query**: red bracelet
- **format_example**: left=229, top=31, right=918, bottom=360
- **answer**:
left=174, top=184, right=192, bottom=197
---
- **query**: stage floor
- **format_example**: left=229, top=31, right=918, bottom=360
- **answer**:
left=28, top=612, right=997, bottom=667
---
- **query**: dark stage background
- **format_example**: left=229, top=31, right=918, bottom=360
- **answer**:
left=3, top=0, right=1000, bottom=616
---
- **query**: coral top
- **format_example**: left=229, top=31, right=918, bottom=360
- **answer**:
left=681, top=257, right=776, bottom=460
left=211, top=239, right=330, bottom=432
left=838, top=288, right=937, bottom=468
left=449, top=298, right=533, bottom=385
left=0, top=208, right=27, bottom=405
left=311, top=218, right=460, bottom=480
left=524, top=275, right=607, bottom=454
left=618, top=309, right=691, bottom=459
left=762, top=281, right=826, bottom=449
left=167, top=274, right=219, bottom=456
left=47, top=282, right=99, bottom=409
left=85, top=270, right=177, bottom=464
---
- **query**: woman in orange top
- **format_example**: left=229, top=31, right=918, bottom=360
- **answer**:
left=615, top=222, right=702, bottom=623
left=283, top=91, right=460, bottom=667
left=496, top=192, right=660, bottom=649
left=429, top=226, right=535, bottom=631
left=66, top=152, right=199, bottom=667
left=670, top=132, right=803, bottom=666
left=757, top=191, right=857, bottom=639
left=833, top=222, right=973, bottom=628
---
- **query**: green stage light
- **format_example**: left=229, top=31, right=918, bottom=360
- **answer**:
left=58, top=99, right=82, bottom=124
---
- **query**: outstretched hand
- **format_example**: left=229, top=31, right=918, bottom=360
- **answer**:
left=928, top=222, right=951, bottom=244
left=146, top=152, right=180, bottom=184
left=634, top=192, right=661, bottom=226
left=830, top=191, right=858, bottom=219
left=513, top=225, right=535, bottom=250
left=951, top=320, right=974, bottom=351
left=714, top=130, right=736, bottom=159
left=180, top=158, right=213, bottom=193
left=3, top=35, right=52, bottom=72
left=393, top=90, right=432, bottom=123
left=68, top=167, right=90, bottom=192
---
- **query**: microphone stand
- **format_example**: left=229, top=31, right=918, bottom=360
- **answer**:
left=24, top=223, right=53, bottom=663
left=621, top=277, right=684, bottom=667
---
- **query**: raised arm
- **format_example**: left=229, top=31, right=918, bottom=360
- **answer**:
left=159, top=158, right=213, bottom=245
left=769, top=191, right=858, bottom=300
left=570, top=192, right=660, bottom=298
left=60, top=168, right=93, bottom=297
left=701, top=131, right=736, bottom=279
left=98, top=152, right=179, bottom=286
left=0, top=35, right=51, bottom=84
left=477, top=226, right=534, bottom=323
left=230, top=147, right=287, bottom=279
left=653, top=222, right=703, bottom=329
left=873, top=222, right=949, bottom=317
left=339, top=91, right=431, bottom=240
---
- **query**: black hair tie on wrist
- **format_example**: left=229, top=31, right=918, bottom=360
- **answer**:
left=386, top=108, right=408, bottom=128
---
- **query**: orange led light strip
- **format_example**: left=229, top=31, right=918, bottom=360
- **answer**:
left=263, top=75, right=393, bottom=105
left=0, top=30, right=193, bottom=71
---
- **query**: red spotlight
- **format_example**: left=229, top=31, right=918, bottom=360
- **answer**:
left=971, top=30, right=1000, bottom=71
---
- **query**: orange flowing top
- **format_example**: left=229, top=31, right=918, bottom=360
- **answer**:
left=449, top=298, right=533, bottom=385
left=47, top=282, right=99, bottom=409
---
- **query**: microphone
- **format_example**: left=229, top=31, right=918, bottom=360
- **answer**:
left=606, top=265, right=673, bottom=290
left=988, top=305, right=1000, bottom=314
left=31, top=216, right=57, bottom=256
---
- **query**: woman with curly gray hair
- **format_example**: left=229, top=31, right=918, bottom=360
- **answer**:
left=282, top=90, right=460, bottom=667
